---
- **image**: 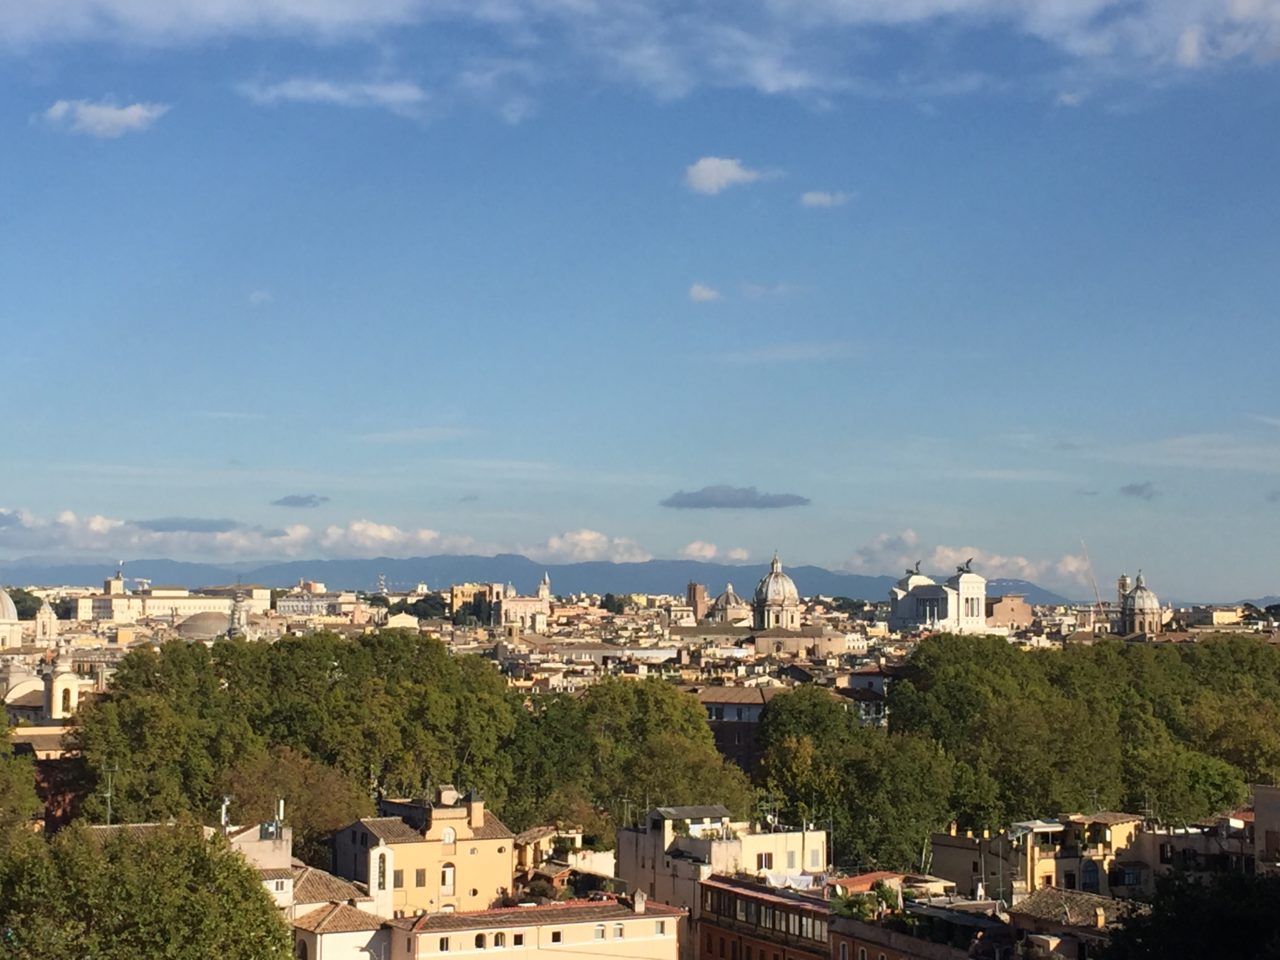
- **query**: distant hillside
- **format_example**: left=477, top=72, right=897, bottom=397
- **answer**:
left=0, top=554, right=1066, bottom=604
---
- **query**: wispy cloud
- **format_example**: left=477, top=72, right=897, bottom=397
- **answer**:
left=248, top=289, right=273, bottom=305
left=271, top=494, right=329, bottom=509
left=719, top=340, right=854, bottom=365
left=689, top=282, right=722, bottom=302
left=358, top=426, right=467, bottom=444
left=685, top=156, right=776, bottom=195
left=42, top=98, right=168, bottom=137
left=661, top=485, right=810, bottom=510
left=8, top=2, right=1280, bottom=105
left=238, top=78, right=429, bottom=116
left=132, top=516, right=241, bottom=533
left=1119, top=481, right=1158, bottom=500
left=800, top=190, right=850, bottom=208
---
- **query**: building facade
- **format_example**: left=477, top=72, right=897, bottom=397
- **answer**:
left=888, top=564, right=987, bottom=635
left=333, top=787, right=516, bottom=918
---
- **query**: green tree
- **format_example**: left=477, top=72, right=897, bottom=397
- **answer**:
left=0, top=822, right=290, bottom=959
left=1, top=588, right=41, bottom=620
left=1104, top=872, right=1280, bottom=960
left=220, top=746, right=373, bottom=867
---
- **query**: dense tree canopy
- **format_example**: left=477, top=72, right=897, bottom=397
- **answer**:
left=1, top=587, right=41, bottom=620
left=0, top=823, right=290, bottom=960
left=71, top=631, right=749, bottom=858
left=1104, top=872, right=1280, bottom=960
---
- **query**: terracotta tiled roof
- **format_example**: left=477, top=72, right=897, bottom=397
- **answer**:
left=472, top=810, right=515, bottom=841
left=361, top=817, right=426, bottom=844
left=293, top=866, right=367, bottom=905
left=1007, top=888, right=1143, bottom=928
left=294, top=902, right=386, bottom=934
left=258, top=867, right=293, bottom=881
left=514, top=826, right=558, bottom=845
left=389, top=898, right=685, bottom=933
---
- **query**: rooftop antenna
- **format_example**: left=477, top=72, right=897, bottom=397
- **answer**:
left=220, top=795, right=233, bottom=832
left=103, top=761, right=120, bottom=826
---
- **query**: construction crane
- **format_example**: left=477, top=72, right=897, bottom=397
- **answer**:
left=1080, top=540, right=1106, bottom=632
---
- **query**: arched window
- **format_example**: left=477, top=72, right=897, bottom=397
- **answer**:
left=442, top=827, right=456, bottom=845
left=296, top=942, right=309, bottom=960
left=377, top=854, right=387, bottom=891
left=441, top=862, right=456, bottom=896
left=61, top=688, right=72, bottom=715
left=475, top=935, right=486, bottom=949
left=495, top=933, right=506, bottom=948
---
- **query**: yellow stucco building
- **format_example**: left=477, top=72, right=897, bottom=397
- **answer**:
left=334, top=786, right=516, bottom=918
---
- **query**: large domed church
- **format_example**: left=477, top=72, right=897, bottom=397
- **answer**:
left=753, top=554, right=801, bottom=631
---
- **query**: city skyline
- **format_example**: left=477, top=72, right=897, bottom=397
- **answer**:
left=3, top=2, right=1279, bottom=599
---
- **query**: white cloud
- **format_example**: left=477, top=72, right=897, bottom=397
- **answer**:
left=248, top=289, right=273, bottom=305
left=531, top=529, right=652, bottom=563
left=1055, top=91, right=1083, bottom=106
left=726, top=547, right=750, bottom=562
left=43, top=99, right=168, bottom=138
left=800, top=190, right=850, bottom=207
left=681, top=540, right=719, bottom=560
left=843, top=528, right=1090, bottom=590
left=7, top=1, right=1280, bottom=103
left=238, top=78, right=429, bottom=116
left=685, top=156, right=775, bottom=195
left=0, top=507, right=653, bottom=565
left=689, top=283, right=722, bottom=302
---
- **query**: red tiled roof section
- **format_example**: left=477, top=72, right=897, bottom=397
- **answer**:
left=472, top=810, right=515, bottom=841
left=294, top=902, right=386, bottom=934
left=293, top=865, right=368, bottom=905
left=361, top=817, right=425, bottom=843
left=391, top=899, right=686, bottom=933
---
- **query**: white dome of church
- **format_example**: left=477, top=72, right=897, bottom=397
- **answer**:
left=754, top=555, right=800, bottom=605
left=0, top=590, right=17, bottom=622
left=713, top=583, right=747, bottom=610
left=1126, top=573, right=1160, bottom=612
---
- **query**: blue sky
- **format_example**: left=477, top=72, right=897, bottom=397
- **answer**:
left=1, top=0, right=1279, bottom=599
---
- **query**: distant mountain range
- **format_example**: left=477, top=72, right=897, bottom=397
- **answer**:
left=0, top=554, right=1072, bottom=605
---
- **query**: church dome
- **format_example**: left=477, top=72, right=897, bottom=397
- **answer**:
left=755, top=555, right=799, bottom=605
left=713, top=583, right=747, bottom=610
left=0, top=590, right=17, bottom=622
left=176, top=611, right=231, bottom=641
left=1126, top=573, right=1160, bottom=613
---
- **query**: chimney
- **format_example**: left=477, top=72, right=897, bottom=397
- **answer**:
left=277, top=799, right=286, bottom=823
left=633, top=891, right=647, bottom=914
left=1094, top=907, right=1106, bottom=929
left=468, top=791, right=485, bottom=829
left=437, top=785, right=460, bottom=807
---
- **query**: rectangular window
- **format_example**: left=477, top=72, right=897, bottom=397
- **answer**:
left=394, top=869, right=404, bottom=889
left=706, top=933, right=713, bottom=952
left=756, top=852, right=773, bottom=870
left=719, top=937, right=726, bottom=958
left=809, top=849, right=819, bottom=868
left=417, top=869, right=427, bottom=887
left=440, top=939, right=450, bottom=952
left=787, top=851, right=796, bottom=870
left=596, top=926, right=606, bottom=941
left=514, top=935, right=524, bottom=947
left=731, top=942, right=738, bottom=960
left=656, top=922, right=666, bottom=937
left=552, top=932, right=562, bottom=944
left=614, top=924, right=625, bottom=939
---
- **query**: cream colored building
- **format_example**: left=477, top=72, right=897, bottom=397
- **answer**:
left=616, top=805, right=825, bottom=960
left=386, top=895, right=683, bottom=960
left=71, top=574, right=271, bottom=624
left=333, top=786, right=516, bottom=918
